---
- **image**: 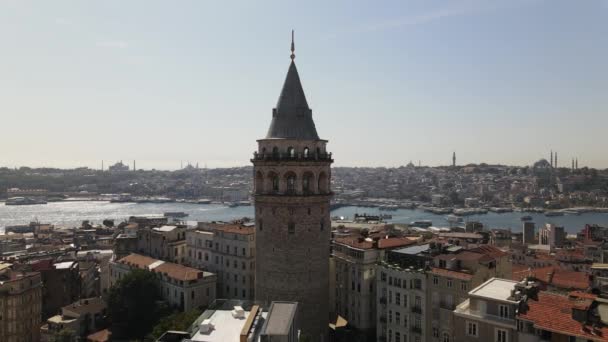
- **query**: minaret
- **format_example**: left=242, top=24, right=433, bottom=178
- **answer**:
left=576, top=158, right=578, bottom=169
left=252, top=31, right=332, bottom=341
left=101, top=160, right=104, bottom=171
left=550, top=150, right=553, bottom=167
left=133, top=160, right=136, bottom=171
left=572, top=158, right=575, bottom=171
left=554, top=152, right=558, bottom=168
left=452, top=151, right=456, bottom=167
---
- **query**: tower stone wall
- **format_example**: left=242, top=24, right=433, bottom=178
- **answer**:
left=252, top=43, right=332, bottom=341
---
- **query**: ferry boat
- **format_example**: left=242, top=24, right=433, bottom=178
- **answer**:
left=410, top=220, right=432, bottom=228
left=197, top=199, right=212, bottom=204
left=110, top=194, right=133, bottom=203
left=520, top=215, right=533, bottom=221
left=545, top=211, right=564, bottom=217
left=446, top=214, right=463, bottom=223
left=163, top=212, right=189, bottom=218
left=354, top=213, right=382, bottom=222
left=5, top=197, right=47, bottom=205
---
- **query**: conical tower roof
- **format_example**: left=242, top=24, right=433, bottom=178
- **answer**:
left=266, top=33, right=320, bottom=140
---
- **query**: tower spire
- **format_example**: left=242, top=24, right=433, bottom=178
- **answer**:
left=290, top=30, right=295, bottom=61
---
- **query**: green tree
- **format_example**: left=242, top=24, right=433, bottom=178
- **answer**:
left=107, top=269, right=168, bottom=340
left=148, top=308, right=203, bottom=340
left=51, top=328, right=76, bottom=342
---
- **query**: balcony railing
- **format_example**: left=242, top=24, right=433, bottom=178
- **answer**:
left=411, top=306, right=422, bottom=314
left=411, top=326, right=422, bottom=334
left=380, top=297, right=387, bottom=305
left=252, top=151, right=333, bottom=162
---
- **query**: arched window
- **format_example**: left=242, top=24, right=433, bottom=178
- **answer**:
left=268, top=172, right=279, bottom=193
left=272, top=175, right=279, bottom=192
left=316, top=147, right=321, bottom=158
left=262, top=147, right=266, bottom=157
left=286, top=173, right=296, bottom=193
left=318, top=172, right=328, bottom=193
left=303, top=147, right=309, bottom=158
left=287, top=147, right=295, bottom=158
left=272, top=146, right=279, bottom=158
left=303, top=172, right=314, bottom=193
left=255, top=171, right=264, bottom=194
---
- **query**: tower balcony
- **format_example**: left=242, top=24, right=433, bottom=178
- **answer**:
left=251, top=151, right=333, bottom=163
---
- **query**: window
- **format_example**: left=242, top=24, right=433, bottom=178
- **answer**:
left=432, top=327, right=439, bottom=338
left=433, top=276, right=439, bottom=285
left=204, top=253, right=209, bottom=261
left=461, top=281, right=468, bottom=291
left=388, top=330, right=392, bottom=342
left=395, top=332, right=401, bottom=342
left=499, top=305, right=509, bottom=318
left=303, top=147, right=309, bottom=158
left=389, top=291, right=392, bottom=304
left=388, top=310, right=392, bottom=323
left=272, top=175, right=279, bottom=191
left=286, top=174, right=296, bottom=192
left=467, top=321, right=478, bottom=337
left=447, top=279, right=453, bottom=288
left=288, top=222, right=295, bottom=235
left=320, top=220, right=325, bottom=231
left=242, top=289, right=246, bottom=298
left=442, top=332, right=450, bottom=342
left=258, top=219, right=263, bottom=231
left=395, top=312, right=400, bottom=324
left=242, top=248, right=246, bottom=256
left=272, top=146, right=279, bottom=157
left=414, top=316, right=421, bottom=329
left=495, top=328, right=507, bottom=342
left=198, top=252, right=202, bottom=260
left=396, top=292, right=401, bottom=305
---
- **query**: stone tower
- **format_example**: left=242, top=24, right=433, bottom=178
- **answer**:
left=252, top=32, right=332, bottom=341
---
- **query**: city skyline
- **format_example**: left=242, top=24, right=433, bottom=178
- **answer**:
left=2, top=0, right=607, bottom=169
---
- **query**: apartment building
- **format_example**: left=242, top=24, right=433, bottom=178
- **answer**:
left=0, top=263, right=43, bottom=342
left=453, top=278, right=531, bottom=342
left=41, top=297, right=107, bottom=342
left=376, top=245, right=434, bottom=342
left=185, top=222, right=255, bottom=300
left=428, top=245, right=511, bottom=342
left=110, top=253, right=217, bottom=311
left=136, top=225, right=187, bottom=264
left=332, top=234, right=415, bottom=336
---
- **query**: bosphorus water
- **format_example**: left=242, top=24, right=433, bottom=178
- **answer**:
left=2, top=201, right=608, bottom=234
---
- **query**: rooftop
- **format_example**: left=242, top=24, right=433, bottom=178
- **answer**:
left=261, top=302, right=297, bottom=336
left=154, top=225, right=178, bottom=232
left=469, top=278, right=519, bottom=303
left=519, top=292, right=608, bottom=341
left=189, top=307, right=267, bottom=342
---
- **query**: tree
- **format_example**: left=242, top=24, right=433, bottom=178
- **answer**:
left=149, top=308, right=203, bottom=340
left=51, top=328, right=76, bottom=342
left=107, top=269, right=168, bottom=340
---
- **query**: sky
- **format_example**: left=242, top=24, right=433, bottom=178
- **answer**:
left=1, top=0, right=607, bottom=170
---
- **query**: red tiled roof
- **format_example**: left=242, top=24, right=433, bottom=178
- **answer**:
left=511, top=266, right=590, bottom=290
left=430, top=267, right=473, bottom=281
left=569, top=291, right=597, bottom=300
left=469, top=245, right=509, bottom=258
left=334, top=236, right=414, bottom=250
left=551, top=269, right=589, bottom=290
left=87, top=329, right=111, bottom=342
left=214, top=224, right=254, bottom=235
left=153, top=262, right=203, bottom=281
left=116, top=253, right=158, bottom=269
left=519, top=292, right=608, bottom=341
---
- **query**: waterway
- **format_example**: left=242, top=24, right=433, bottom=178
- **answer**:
left=2, top=201, right=608, bottom=234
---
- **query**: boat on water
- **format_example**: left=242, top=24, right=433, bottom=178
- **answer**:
left=563, top=209, right=581, bottom=216
left=354, top=213, right=382, bottom=222
left=379, top=214, right=393, bottom=220
left=163, top=212, right=189, bottom=218
left=225, top=202, right=239, bottom=208
left=545, top=211, right=564, bottom=217
left=110, top=194, right=133, bottom=203
left=197, top=199, right=212, bottom=204
left=5, top=197, right=47, bottom=205
left=410, top=220, right=432, bottom=228
left=446, top=214, right=463, bottom=223
left=520, top=215, right=533, bottom=221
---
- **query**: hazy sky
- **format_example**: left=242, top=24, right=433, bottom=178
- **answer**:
left=1, top=0, right=607, bottom=169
